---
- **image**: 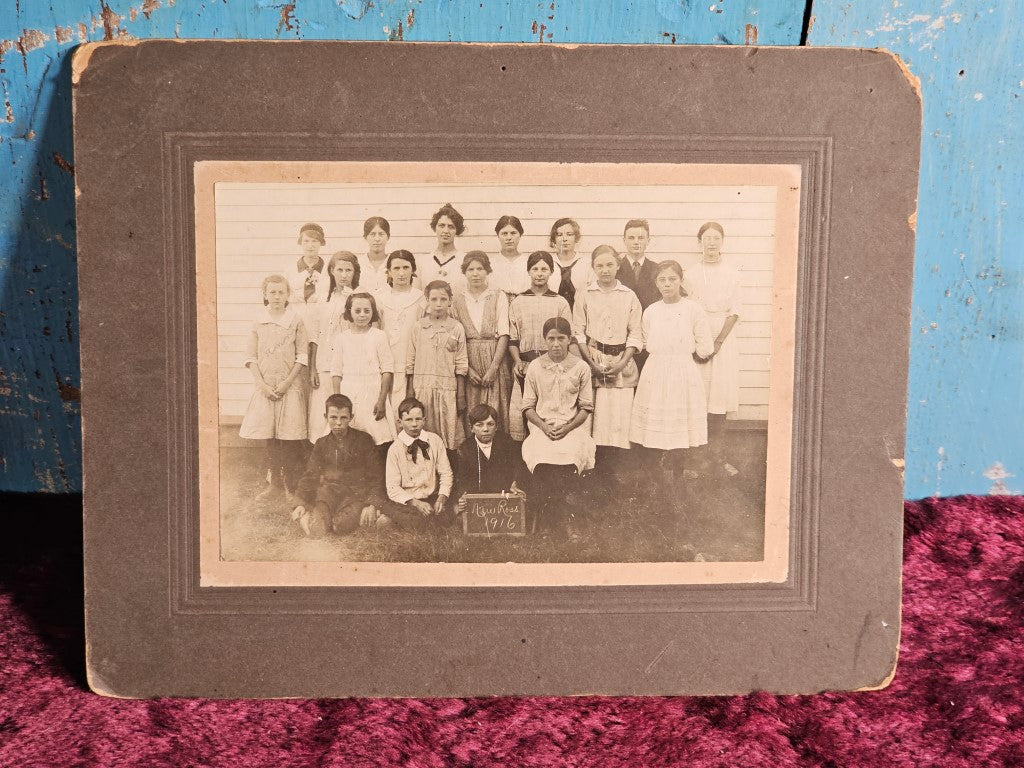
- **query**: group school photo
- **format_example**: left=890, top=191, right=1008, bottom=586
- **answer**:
left=200, top=162, right=794, bottom=574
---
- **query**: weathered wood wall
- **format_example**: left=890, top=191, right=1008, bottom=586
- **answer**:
left=1, top=0, right=1018, bottom=497
left=808, top=5, right=1023, bottom=496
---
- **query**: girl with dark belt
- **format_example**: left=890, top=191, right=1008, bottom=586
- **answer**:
left=572, top=244, right=643, bottom=484
left=507, top=251, right=572, bottom=441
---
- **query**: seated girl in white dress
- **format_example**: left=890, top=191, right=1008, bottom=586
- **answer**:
left=521, top=316, right=596, bottom=535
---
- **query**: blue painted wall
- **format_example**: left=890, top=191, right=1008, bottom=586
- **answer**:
left=809, top=5, right=1023, bottom=497
left=0, top=0, right=1017, bottom=498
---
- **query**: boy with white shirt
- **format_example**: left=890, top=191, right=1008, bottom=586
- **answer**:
left=381, top=397, right=454, bottom=530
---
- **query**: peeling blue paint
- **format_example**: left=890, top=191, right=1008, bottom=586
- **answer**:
left=809, top=3, right=1024, bottom=497
left=6, top=1, right=1016, bottom=499
left=0, top=0, right=803, bottom=492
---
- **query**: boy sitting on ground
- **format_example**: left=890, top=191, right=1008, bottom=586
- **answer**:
left=291, top=394, right=384, bottom=537
left=455, top=403, right=525, bottom=514
left=381, top=397, right=454, bottom=530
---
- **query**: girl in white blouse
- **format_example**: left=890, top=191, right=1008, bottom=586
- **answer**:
left=548, top=217, right=594, bottom=310
left=418, top=203, right=467, bottom=295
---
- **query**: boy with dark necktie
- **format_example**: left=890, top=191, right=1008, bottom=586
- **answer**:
left=380, top=397, right=454, bottom=530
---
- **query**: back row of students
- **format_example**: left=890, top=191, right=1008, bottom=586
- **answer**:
left=290, top=205, right=660, bottom=304
left=240, top=210, right=742, bottom=518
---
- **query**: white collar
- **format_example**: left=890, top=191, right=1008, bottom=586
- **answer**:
left=397, top=430, right=419, bottom=447
left=377, top=286, right=424, bottom=309
left=463, top=287, right=496, bottom=301
left=475, top=438, right=494, bottom=454
left=261, top=306, right=298, bottom=327
left=586, top=280, right=629, bottom=292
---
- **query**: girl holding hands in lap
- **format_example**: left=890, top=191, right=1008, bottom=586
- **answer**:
left=374, top=250, right=425, bottom=405
left=629, top=260, right=714, bottom=503
left=451, top=252, right=513, bottom=435
left=306, top=251, right=358, bottom=442
left=418, top=203, right=467, bottom=295
left=507, top=251, right=573, bottom=440
left=330, top=292, right=397, bottom=448
left=521, top=316, right=596, bottom=536
left=239, top=274, right=309, bottom=501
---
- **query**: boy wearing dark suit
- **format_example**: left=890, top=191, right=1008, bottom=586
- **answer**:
left=617, top=218, right=662, bottom=310
left=454, top=404, right=525, bottom=514
left=291, top=394, right=384, bottom=537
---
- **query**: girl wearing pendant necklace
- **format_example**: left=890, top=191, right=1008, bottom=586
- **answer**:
left=548, top=217, right=593, bottom=310
left=418, top=203, right=467, bottom=296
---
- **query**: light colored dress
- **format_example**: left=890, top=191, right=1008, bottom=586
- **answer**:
left=685, top=260, right=742, bottom=415
left=306, top=288, right=351, bottom=442
left=375, top=286, right=425, bottom=405
left=452, top=288, right=513, bottom=434
left=417, top=249, right=466, bottom=295
left=572, top=281, right=643, bottom=449
left=407, top=316, right=469, bottom=450
left=507, top=290, right=573, bottom=440
left=520, top=354, right=596, bottom=474
left=239, top=306, right=309, bottom=441
left=357, top=253, right=391, bottom=296
left=491, top=252, right=531, bottom=298
left=329, top=327, right=397, bottom=445
left=629, top=299, right=714, bottom=450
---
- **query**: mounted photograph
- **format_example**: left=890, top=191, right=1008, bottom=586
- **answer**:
left=77, top=41, right=918, bottom=697
left=195, top=160, right=800, bottom=587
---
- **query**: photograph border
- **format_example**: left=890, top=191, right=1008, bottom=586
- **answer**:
left=195, top=159, right=801, bottom=590
left=164, top=133, right=828, bottom=614
left=78, top=42, right=915, bottom=696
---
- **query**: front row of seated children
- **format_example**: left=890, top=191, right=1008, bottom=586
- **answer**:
left=292, top=395, right=525, bottom=536
left=291, top=316, right=592, bottom=537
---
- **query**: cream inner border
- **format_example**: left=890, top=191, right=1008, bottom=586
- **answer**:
left=195, top=161, right=801, bottom=588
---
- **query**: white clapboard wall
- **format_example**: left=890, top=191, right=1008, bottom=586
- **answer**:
left=215, top=182, right=777, bottom=423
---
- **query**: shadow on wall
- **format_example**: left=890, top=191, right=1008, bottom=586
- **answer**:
left=0, top=50, right=81, bottom=492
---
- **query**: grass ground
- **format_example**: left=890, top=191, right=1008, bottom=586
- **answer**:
left=219, top=427, right=767, bottom=564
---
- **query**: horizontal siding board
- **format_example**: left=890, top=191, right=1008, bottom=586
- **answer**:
left=216, top=182, right=780, bottom=205
left=215, top=201, right=779, bottom=224
left=214, top=181, right=780, bottom=420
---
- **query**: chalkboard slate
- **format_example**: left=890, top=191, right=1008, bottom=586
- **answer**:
left=461, top=494, right=527, bottom=537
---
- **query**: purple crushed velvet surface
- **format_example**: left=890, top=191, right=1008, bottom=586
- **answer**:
left=1, top=495, right=1021, bottom=767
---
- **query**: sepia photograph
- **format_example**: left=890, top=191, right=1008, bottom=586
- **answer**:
left=195, top=161, right=800, bottom=587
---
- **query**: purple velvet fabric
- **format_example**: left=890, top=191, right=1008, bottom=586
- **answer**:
left=1, top=495, right=1021, bottom=766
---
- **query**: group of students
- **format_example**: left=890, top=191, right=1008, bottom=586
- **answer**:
left=237, top=204, right=743, bottom=537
